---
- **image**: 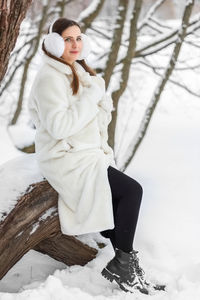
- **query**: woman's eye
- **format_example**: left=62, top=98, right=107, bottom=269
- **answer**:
left=65, top=37, right=82, bottom=42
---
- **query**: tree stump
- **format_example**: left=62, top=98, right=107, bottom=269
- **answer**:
left=0, top=180, right=98, bottom=280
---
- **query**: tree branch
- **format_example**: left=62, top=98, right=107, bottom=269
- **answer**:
left=138, top=0, right=167, bottom=32
left=77, top=0, right=106, bottom=33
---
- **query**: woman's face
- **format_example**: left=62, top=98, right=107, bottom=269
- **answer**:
left=61, top=25, right=83, bottom=65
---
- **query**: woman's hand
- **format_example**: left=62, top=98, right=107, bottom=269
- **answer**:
left=83, top=80, right=105, bottom=104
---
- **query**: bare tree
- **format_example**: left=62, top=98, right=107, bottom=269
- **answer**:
left=99, top=0, right=199, bottom=169
left=121, top=0, right=195, bottom=171
left=107, top=0, right=143, bottom=150
left=103, top=0, right=128, bottom=89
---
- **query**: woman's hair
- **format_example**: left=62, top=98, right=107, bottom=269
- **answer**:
left=42, top=18, right=96, bottom=95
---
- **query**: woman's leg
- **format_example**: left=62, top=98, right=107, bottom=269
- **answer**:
left=101, top=166, right=165, bottom=294
left=100, top=165, right=143, bottom=253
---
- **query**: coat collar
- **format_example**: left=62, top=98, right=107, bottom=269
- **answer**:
left=42, top=53, right=86, bottom=76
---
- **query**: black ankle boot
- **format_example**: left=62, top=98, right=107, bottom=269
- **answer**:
left=101, top=248, right=149, bottom=294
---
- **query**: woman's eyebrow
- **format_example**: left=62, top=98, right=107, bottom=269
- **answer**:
left=64, top=35, right=82, bottom=38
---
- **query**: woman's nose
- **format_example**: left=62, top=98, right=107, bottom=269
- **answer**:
left=72, top=40, right=78, bottom=48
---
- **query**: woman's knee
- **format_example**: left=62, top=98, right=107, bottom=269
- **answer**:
left=100, top=229, right=112, bottom=239
left=130, top=179, right=143, bottom=202
left=135, top=180, right=143, bottom=196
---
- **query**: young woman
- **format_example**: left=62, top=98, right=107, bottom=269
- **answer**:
left=28, top=17, right=164, bottom=294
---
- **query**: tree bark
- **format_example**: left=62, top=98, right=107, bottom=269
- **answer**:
left=103, top=0, right=128, bottom=90
left=108, top=0, right=143, bottom=150
left=0, top=180, right=98, bottom=280
left=0, top=0, right=33, bottom=82
left=11, top=0, right=50, bottom=125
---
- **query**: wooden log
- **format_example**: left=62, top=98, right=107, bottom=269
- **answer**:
left=0, top=180, right=98, bottom=280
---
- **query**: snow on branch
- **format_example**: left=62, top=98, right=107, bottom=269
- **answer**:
left=138, top=0, right=166, bottom=31
left=121, top=0, right=195, bottom=171
left=137, top=59, right=200, bottom=97
left=136, top=12, right=200, bottom=57
left=77, top=0, right=105, bottom=32
left=78, top=0, right=102, bottom=21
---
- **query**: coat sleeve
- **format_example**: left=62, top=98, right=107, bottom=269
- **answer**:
left=30, top=73, right=101, bottom=140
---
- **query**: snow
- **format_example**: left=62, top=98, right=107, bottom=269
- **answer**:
left=77, top=0, right=102, bottom=22
left=30, top=207, right=58, bottom=235
left=8, top=124, right=36, bottom=149
left=0, top=152, right=44, bottom=221
left=0, top=16, right=200, bottom=300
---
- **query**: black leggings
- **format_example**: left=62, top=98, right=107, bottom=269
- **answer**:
left=100, top=166, right=143, bottom=253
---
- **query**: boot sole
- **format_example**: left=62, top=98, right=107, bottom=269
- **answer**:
left=142, top=280, right=166, bottom=292
left=153, top=284, right=166, bottom=291
left=101, top=267, right=149, bottom=294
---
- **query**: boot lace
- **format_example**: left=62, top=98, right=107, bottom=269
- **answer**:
left=130, top=250, right=145, bottom=280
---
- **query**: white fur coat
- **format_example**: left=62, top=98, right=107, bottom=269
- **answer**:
left=28, top=54, right=117, bottom=235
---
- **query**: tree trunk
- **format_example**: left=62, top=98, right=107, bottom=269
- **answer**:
left=103, top=0, right=128, bottom=90
left=108, top=0, right=143, bottom=150
left=0, top=0, right=33, bottom=82
left=0, top=180, right=98, bottom=280
left=11, top=0, right=50, bottom=125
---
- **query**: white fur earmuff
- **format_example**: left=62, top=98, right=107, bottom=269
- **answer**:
left=44, top=32, right=65, bottom=58
left=78, top=33, right=92, bottom=60
left=43, top=19, right=92, bottom=60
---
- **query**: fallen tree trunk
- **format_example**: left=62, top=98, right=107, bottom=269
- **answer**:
left=0, top=180, right=98, bottom=280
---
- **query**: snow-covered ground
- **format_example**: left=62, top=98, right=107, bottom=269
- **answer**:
left=0, top=16, right=200, bottom=300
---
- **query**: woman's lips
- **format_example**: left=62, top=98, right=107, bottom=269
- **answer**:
left=70, top=51, right=79, bottom=54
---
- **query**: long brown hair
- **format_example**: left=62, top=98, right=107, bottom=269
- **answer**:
left=42, top=18, right=96, bottom=95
